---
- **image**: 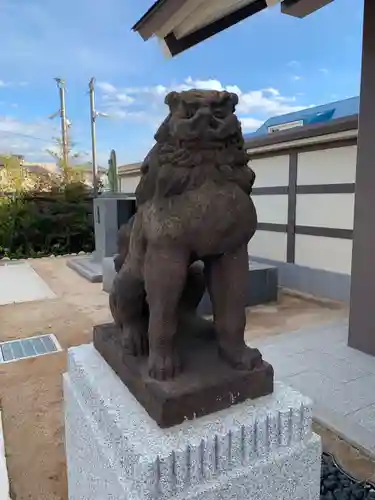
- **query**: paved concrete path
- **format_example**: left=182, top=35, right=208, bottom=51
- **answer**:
left=251, top=319, right=375, bottom=458
left=0, top=262, right=55, bottom=306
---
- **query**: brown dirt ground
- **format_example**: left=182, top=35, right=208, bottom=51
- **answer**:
left=0, top=257, right=372, bottom=500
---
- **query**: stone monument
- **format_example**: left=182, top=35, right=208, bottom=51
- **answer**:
left=67, top=192, right=136, bottom=283
left=64, top=90, right=321, bottom=499
left=68, top=148, right=135, bottom=283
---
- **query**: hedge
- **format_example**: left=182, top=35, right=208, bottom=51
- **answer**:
left=0, top=182, right=95, bottom=259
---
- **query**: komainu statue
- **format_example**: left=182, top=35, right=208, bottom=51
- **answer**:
left=110, top=89, right=262, bottom=380
left=95, top=89, right=273, bottom=427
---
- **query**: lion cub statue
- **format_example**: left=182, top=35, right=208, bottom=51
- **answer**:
left=110, top=89, right=260, bottom=381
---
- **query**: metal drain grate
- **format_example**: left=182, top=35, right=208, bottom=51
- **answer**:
left=0, top=334, right=62, bottom=363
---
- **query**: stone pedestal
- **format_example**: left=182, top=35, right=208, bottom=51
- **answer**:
left=67, top=194, right=136, bottom=282
left=64, top=344, right=321, bottom=500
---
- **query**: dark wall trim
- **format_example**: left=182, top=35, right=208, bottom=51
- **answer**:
left=256, top=223, right=353, bottom=240
left=245, top=114, right=358, bottom=150
left=287, top=152, right=298, bottom=263
left=257, top=223, right=287, bottom=232
left=248, top=137, right=357, bottom=159
left=252, top=182, right=356, bottom=196
left=252, top=186, right=288, bottom=195
left=296, top=226, right=353, bottom=239
left=297, top=183, right=355, bottom=194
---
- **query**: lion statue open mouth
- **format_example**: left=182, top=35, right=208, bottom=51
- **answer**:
left=110, top=89, right=260, bottom=381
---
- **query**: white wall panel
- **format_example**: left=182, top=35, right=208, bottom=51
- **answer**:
left=296, top=193, right=355, bottom=229
left=253, top=195, right=288, bottom=224
left=295, top=234, right=352, bottom=274
left=250, top=155, right=289, bottom=187
left=297, top=146, right=357, bottom=185
left=248, top=230, right=287, bottom=262
left=120, top=174, right=141, bottom=194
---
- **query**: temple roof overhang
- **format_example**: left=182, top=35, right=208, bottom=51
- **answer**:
left=132, top=0, right=334, bottom=57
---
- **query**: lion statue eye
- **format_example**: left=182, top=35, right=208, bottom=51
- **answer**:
left=182, top=102, right=199, bottom=119
left=212, top=107, right=226, bottom=119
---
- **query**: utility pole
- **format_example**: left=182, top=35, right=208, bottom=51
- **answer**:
left=54, top=78, right=69, bottom=169
left=89, top=77, right=98, bottom=196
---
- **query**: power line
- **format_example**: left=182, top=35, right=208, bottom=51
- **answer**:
left=0, top=130, right=55, bottom=143
left=0, top=130, right=85, bottom=148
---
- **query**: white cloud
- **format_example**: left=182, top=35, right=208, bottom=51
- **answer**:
left=0, top=77, right=310, bottom=163
left=292, top=75, right=302, bottom=81
left=240, top=118, right=264, bottom=131
left=319, top=68, right=329, bottom=75
left=261, top=87, right=280, bottom=96
left=96, top=77, right=310, bottom=131
left=0, top=116, right=61, bottom=161
left=0, top=79, right=26, bottom=88
left=97, top=82, right=117, bottom=94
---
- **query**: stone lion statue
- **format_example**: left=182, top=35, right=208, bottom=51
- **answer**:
left=110, top=89, right=260, bottom=380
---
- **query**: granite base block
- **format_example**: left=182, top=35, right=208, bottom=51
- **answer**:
left=64, top=344, right=321, bottom=500
left=102, top=257, right=116, bottom=292
left=67, top=255, right=103, bottom=283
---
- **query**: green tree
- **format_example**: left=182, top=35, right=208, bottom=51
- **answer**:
left=0, top=155, right=25, bottom=193
left=46, top=136, right=86, bottom=185
left=107, top=149, right=118, bottom=192
left=29, top=169, right=58, bottom=192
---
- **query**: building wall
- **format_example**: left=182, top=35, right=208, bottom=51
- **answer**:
left=120, top=173, right=141, bottom=194
left=248, top=141, right=357, bottom=300
left=248, top=155, right=289, bottom=262
left=117, top=138, right=357, bottom=301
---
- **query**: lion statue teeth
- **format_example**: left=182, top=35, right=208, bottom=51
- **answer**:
left=110, top=89, right=261, bottom=381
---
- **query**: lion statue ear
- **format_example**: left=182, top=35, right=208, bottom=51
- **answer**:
left=165, top=91, right=180, bottom=111
left=229, top=92, right=239, bottom=108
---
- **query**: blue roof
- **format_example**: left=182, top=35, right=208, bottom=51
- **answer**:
left=244, top=96, right=359, bottom=140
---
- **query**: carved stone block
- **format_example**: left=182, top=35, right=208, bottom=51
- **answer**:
left=64, top=344, right=321, bottom=500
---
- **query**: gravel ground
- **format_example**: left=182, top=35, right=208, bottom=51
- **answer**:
left=321, top=453, right=375, bottom=500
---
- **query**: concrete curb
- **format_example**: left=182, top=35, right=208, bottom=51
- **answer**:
left=0, top=251, right=90, bottom=262
left=0, top=411, right=11, bottom=500
left=313, top=406, right=375, bottom=461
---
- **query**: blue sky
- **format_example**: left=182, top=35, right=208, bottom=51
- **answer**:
left=0, top=0, right=363, bottom=166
